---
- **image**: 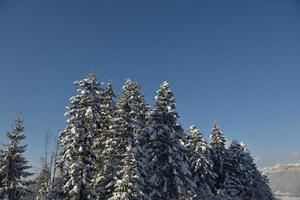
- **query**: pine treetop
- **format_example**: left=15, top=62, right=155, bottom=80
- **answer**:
left=6, top=114, right=26, bottom=145
left=209, top=122, right=226, bottom=150
left=186, top=124, right=207, bottom=154
left=154, top=81, right=176, bottom=115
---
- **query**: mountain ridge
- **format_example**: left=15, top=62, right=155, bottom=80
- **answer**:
left=262, top=162, right=300, bottom=199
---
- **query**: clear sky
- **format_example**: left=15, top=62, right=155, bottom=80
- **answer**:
left=0, top=0, right=300, bottom=168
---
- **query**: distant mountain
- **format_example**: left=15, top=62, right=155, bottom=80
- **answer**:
left=262, top=163, right=300, bottom=199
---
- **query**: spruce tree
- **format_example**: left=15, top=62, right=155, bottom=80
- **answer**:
left=142, top=81, right=196, bottom=200
left=185, top=125, right=215, bottom=199
left=216, top=176, right=243, bottom=200
left=93, top=81, right=118, bottom=199
left=219, top=141, right=275, bottom=200
left=240, top=143, right=275, bottom=200
left=209, top=122, right=229, bottom=190
left=109, top=144, right=149, bottom=200
left=0, top=115, right=33, bottom=200
left=97, top=80, right=149, bottom=199
left=58, top=73, right=102, bottom=200
left=217, top=141, right=249, bottom=199
left=93, top=82, right=115, bottom=174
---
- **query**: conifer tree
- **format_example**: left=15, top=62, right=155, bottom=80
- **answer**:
left=216, top=176, right=243, bottom=200
left=109, top=144, right=149, bottom=200
left=93, top=82, right=115, bottom=172
left=240, top=143, right=275, bottom=200
left=219, top=141, right=275, bottom=200
left=0, top=115, right=33, bottom=200
left=96, top=80, right=149, bottom=199
left=92, top=81, right=118, bottom=199
left=142, top=81, right=196, bottom=200
left=185, top=125, right=215, bottom=198
left=58, top=73, right=102, bottom=200
left=209, top=123, right=229, bottom=190
left=217, top=141, right=249, bottom=199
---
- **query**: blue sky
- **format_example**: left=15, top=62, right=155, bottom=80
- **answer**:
left=0, top=0, right=300, bottom=168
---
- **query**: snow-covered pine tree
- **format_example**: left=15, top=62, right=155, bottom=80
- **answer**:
left=209, top=122, right=229, bottom=190
left=0, top=115, right=33, bottom=200
left=109, top=144, right=150, bottom=200
left=93, top=82, right=115, bottom=174
left=185, top=125, right=215, bottom=199
left=142, top=81, right=196, bottom=200
left=34, top=163, right=51, bottom=200
left=97, top=80, right=149, bottom=199
left=215, top=175, right=243, bottom=200
left=113, top=79, right=148, bottom=155
left=217, top=141, right=249, bottom=199
left=58, top=73, right=102, bottom=200
left=240, top=143, right=275, bottom=200
left=218, top=141, right=275, bottom=200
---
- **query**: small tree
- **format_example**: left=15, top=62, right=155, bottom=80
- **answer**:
left=34, top=130, right=52, bottom=200
left=47, top=133, right=64, bottom=200
left=0, top=115, right=33, bottom=200
left=47, top=167, right=64, bottom=200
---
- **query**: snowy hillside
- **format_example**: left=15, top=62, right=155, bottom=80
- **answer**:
left=262, top=163, right=300, bottom=199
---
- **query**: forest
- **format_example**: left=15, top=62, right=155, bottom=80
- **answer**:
left=0, top=73, right=275, bottom=200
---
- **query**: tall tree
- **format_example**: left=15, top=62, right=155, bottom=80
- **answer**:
left=0, top=115, right=33, bottom=200
left=93, top=82, right=115, bottom=175
left=96, top=80, right=149, bottom=199
left=93, top=82, right=118, bottom=200
left=58, top=73, right=102, bottom=200
left=185, top=124, right=215, bottom=199
left=142, top=81, right=196, bottom=200
left=209, top=122, right=229, bottom=190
